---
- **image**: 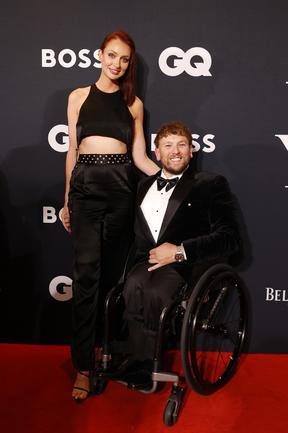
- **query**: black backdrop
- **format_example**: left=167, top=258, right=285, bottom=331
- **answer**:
left=1, top=0, right=288, bottom=352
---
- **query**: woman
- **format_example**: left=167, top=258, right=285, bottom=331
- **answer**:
left=62, top=30, right=159, bottom=400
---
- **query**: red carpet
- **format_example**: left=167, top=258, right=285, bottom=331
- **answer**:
left=0, top=344, right=287, bottom=433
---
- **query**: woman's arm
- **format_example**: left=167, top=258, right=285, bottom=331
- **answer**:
left=62, top=88, right=84, bottom=232
left=130, top=97, right=159, bottom=176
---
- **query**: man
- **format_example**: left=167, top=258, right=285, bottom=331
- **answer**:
left=122, top=121, right=241, bottom=387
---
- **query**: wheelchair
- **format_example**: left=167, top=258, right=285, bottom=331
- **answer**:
left=91, top=260, right=248, bottom=426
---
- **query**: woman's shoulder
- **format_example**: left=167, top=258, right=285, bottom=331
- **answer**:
left=68, top=86, right=91, bottom=106
left=129, top=96, right=144, bottom=118
left=133, top=95, right=144, bottom=108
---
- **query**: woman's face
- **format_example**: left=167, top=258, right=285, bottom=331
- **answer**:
left=99, top=38, right=131, bottom=80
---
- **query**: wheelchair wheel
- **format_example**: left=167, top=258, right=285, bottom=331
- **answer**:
left=181, top=264, right=248, bottom=395
left=163, top=385, right=184, bottom=426
left=163, top=400, right=177, bottom=426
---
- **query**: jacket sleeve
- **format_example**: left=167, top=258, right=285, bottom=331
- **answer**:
left=182, top=175, right=241, bottom=263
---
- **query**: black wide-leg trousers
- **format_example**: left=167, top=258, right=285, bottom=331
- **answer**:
left=68, top=159, right=136, bottom=371
left=123, top=262, right=185, bottom=361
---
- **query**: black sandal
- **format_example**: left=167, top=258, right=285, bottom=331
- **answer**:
left=72, top=371, right=90, bottom=401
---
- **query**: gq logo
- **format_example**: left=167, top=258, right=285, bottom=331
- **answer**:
left=49, top=276, right=72, bottom=301
left=48, top=124, right=69, bottom=152
left=159, top=47, right=212, bottom=77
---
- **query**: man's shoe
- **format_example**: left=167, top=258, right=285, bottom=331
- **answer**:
left=125, top=368, right=153, bottom=391
left=105, top=358, right=144, bottom=379
left=123, top=359, right=154, bottom=391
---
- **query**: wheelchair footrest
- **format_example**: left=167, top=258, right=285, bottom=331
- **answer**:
left=152, top=371, right=180, bottom=384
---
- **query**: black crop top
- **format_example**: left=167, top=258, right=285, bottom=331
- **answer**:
left=76, top=84, right=133, bottom=148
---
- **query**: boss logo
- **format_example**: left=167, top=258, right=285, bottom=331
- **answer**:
left=159, top=47, right=212, bottom=77
left=151, top=134, right=216, bottom=153
left=49, top=276, right=72, bottom=301
left=41, top=49, right=101, bottom=68
left=265, top=287, right=288, bottom=302
left=275, top=134, right=288, bottom=150
left=43, top=207, right=63, bottom=224
left=48, top=124, right=69, bottom=152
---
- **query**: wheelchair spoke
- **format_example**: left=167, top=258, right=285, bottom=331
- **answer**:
left=212, top=342, right=227, bottom=381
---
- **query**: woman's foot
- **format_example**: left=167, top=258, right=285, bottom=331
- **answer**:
left=72, top=371, right=90, bottom=401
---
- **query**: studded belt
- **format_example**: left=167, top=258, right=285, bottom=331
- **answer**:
left=77, top=153, right=131, bottom=165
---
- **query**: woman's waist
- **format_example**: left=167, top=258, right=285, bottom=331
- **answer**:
left=79, top=136, right=128, bottom=154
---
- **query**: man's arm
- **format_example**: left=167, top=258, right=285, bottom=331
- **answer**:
left=182, top=175, right=241, bottom=263
left=148, top=175, right=241, bottom=271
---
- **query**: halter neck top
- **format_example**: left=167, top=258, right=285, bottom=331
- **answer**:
left=76, top=84, right=133, bottom=148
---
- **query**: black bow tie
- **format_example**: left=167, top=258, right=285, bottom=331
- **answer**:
left=157, top=176, right=179, bottom=192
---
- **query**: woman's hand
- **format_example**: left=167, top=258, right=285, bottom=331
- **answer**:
left=62, top=204, right=71, bottom=233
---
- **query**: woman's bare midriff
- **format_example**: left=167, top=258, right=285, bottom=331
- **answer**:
left=78, top=136, right=128, bottom=154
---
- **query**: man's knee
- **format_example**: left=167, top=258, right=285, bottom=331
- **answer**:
left=123, top=262, right=148, bottom=297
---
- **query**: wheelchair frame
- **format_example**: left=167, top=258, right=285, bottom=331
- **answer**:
left=92, top=262, right=248, bottom=426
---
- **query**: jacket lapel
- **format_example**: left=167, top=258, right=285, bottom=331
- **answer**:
left=136, top=171, right=160, bottom=206
left=158, top=168, right=196, bottom=242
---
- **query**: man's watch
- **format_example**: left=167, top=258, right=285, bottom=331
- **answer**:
left=175, top=245, right=185, bottom=262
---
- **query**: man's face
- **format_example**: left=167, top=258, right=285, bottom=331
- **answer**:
left=155, top=134, right=193, bottom=176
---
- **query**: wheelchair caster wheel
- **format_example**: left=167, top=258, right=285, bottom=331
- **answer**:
left=163, top=387, right=183, bottom=426
left=163, top=400, right=178, bottom=426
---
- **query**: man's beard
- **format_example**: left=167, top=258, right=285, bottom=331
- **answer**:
left=162, top=161, right=190, bottom=176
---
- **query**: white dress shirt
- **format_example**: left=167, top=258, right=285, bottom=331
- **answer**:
left=141, top=170, right=183, bottom=242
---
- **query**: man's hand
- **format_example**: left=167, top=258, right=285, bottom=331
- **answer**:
left=148, top=242, right=176, bottom=271
left=62, top=205, right=71, bottom=233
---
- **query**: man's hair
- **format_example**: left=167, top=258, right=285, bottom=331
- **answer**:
left=154, top=121, right=192, bottom=148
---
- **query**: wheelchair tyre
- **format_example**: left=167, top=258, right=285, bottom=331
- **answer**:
left=180, top=264, right=248, bottom=395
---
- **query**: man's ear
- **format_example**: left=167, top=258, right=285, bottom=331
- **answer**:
left=154, top=147, right=161, bottom=161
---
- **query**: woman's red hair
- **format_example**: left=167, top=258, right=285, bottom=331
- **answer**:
left=100, top=30, right=137, bottom=106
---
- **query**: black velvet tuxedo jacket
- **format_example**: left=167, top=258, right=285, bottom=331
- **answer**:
left=134, top=166, right=241, bottom=281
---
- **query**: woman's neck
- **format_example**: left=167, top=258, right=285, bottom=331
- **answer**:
left=96, top=75, right=119, bottom=93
